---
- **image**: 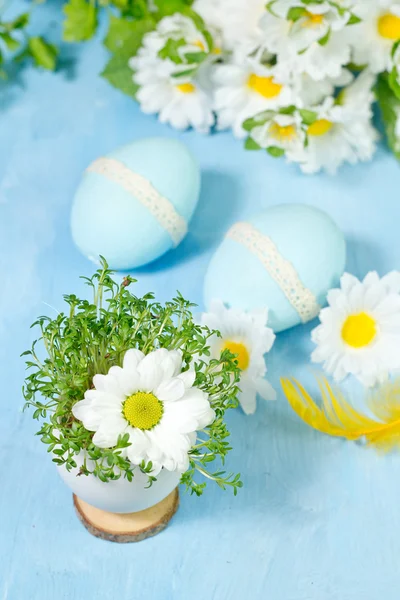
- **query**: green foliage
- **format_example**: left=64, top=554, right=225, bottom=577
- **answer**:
left=267, top=146, right=285, bottom=157
left=23, top=258, right=242, bottom=496
left=102, top=17, right=155, bottom=97
left=0, top=11, right=56, bottom=76
left=375, top=74, right=400, bottom=160
left=28, top=38, right=58, bottom=70
left=63, top=0, right=98, bottom=42
left=245, top=137, right=262, bottom=150
left=299, top=109, right=317, bottom=125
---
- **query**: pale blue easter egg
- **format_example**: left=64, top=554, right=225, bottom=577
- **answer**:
left=71, top=138, right=200, bottom=269
left=204, top=204, right=346, bottom=333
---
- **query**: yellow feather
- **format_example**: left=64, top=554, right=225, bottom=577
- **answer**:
left=281, top=376, right=400, bottom=451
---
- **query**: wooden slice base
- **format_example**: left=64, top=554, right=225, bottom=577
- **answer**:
left=73, top=488, right=179, bottom=543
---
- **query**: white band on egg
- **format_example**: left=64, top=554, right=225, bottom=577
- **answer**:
left=227, top=222, right=321, bottom=323
left=87, top=157, right=188, bottom=246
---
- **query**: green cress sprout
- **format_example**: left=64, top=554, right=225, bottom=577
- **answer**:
left=22, top=259, right=242, bottom=497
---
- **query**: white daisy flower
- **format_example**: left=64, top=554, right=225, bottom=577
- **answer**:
left=200, top=300, right=276, bottom=415
left=213, top=52, right=297, bottom=138
left=130, top=52, right=214, bottom=133
left=311, top=272, right=400, bottom=387
left=72, top=348, right=215, bottom=475
left=295, top=71, right=378, bottom=174
left=260, top=1, right=356, bottom=80
left=352, top=0, right=400, bottom=73
left=266, top=0, right=352, bottom=51
left=248, top=110, right=306, bottom=160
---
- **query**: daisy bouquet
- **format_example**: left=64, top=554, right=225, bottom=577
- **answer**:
left=23, top=259, right=242, bottom=496
left=99, top=0, right=400, bottom=174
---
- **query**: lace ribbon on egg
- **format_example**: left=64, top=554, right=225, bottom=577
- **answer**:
left=227, top=222, right=321, bottom=323
left=87, top=157, right=188, bottom=246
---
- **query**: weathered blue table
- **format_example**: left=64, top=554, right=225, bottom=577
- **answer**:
left=1, top=4, right=400, bottom=599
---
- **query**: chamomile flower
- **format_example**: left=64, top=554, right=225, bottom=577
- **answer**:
left=246, top=110, right=306, bottom=160
left=72, top=348, right=215, bottom=475
left=266, top=1, right=352, bottom=51
left=130, top=49, right=214, bottom=133
left=260, top=0, right=356, bottom=79
left=200, top=300, right=276, bottom=415
left=352, top=0, right=400, bottom=73
left=295, top=71, right=378, bottom=174
left=214, top=52, right=296, bottom=138
left=311, top=272, right=400, bottom=387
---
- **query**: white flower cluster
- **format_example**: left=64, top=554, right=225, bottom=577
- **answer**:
left=129, top=0, right=400, bottom=174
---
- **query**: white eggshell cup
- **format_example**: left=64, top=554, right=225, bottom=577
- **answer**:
left=57, top=453, right=181, bottom=514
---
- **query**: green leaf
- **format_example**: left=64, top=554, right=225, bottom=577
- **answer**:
left=1, top=13, right=29, bottom=33
left=244, top=137, right=262, bottom=151
left=102, top=18, right=156, bottom=98
left=104, top=16, right=155, bottom=53
left=279, top=105, right=296, bottom=115
left=153, top=0, right=194, bottom=17
left=170, top=66, right=197, bottom=78
left=318, top=28, right=331, bottom=46
left=158, top=37, right=186, bottom=64
left=63, top=0, right=98, bottom=43
left=375, top=73, right=400, bottom=160
left=347, top=13, right=361, bottom=25
left=242, top=113, right=270, bottom=131
left=267, top=146, right=285, bottom=158
left=389, top=67, right=400, bottom=101
left=28, top=37, right=58, bottom=70
left=0, top=33, right=20, bottom=52
left=101, top=45, right=139, bottom=98
left=183, top=50, right=207, bottom=63
left=392, top=40, right=400, bottom=59
left=287, top=7, right=306, bottom=21
left=299, top=109, right=318, bottom=125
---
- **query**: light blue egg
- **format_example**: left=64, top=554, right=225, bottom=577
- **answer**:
left=204, top=204, right=346, bottom=333
left=71, top=137, right=200, bottom=270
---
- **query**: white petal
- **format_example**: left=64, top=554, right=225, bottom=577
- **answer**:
left=92, top=416, right=127, bottom=448
left=138, top=352, right=164, bottom=391
left=177, top=369, right=196, bottom=389
left=72, top=399, right=101, bottom=430
left=93, top=373, right=124, bottom=398
left=156, top=377, right=186, bottom=402
left=123, top=349, right=145, bottom=371
left=256, top=377, right=277, bottom=401
left=238, top=385, right=257, bottom=415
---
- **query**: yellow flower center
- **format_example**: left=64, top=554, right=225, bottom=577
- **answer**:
left=270, top=122, right=296, bottom=142
left=123, top=392, right=163, bottom=430
left=213, top=46, right=222, bottom=55
left=303, top=11, right=325, bottom=27
left=247, top=74, right=283, bottom=98
left=377, top=13, right=400, bottom=40
left=341, top=313, right=377, bottom=348
left=194, top=39, right=206, bottom=50
left=176, top=82, right=196, bottom=94
left=222, top=341, right=250, bottom=371
left=307, top=119, right=333, bottom=136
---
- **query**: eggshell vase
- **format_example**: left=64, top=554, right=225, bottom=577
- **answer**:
left=204, top=204, right=346, bottom=333
left=57, top=453, right=181, bottom=514
left=71, top=138, right=201, bottom=270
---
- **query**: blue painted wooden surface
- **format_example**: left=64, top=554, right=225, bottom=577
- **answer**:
left=2, top=5, right=400, bottom=599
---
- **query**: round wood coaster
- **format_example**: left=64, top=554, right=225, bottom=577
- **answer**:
left=73, top=488, right=179, bottom=543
